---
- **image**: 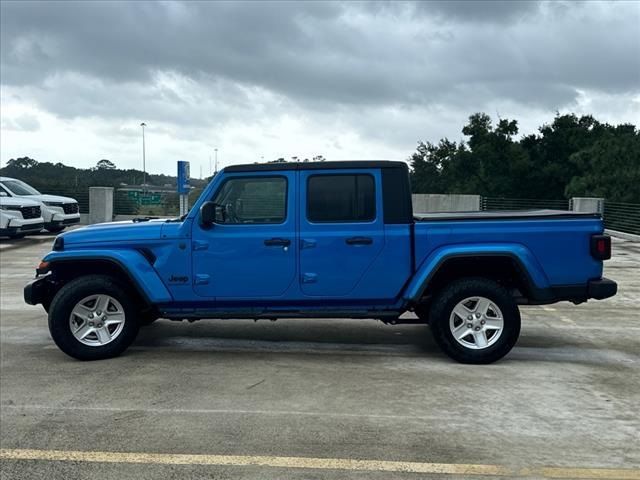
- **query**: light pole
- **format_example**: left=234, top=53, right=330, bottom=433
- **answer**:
left=140, top=122, right=147, bottom=188
left=214, top=148, right=218, bottom=175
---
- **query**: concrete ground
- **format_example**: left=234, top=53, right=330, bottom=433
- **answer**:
left=0, top=236, right=638, bottom=480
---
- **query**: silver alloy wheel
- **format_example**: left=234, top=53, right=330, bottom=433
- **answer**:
left=69, top=294, right=126, bottom=347
left=449, top=296, right=504, bottom=350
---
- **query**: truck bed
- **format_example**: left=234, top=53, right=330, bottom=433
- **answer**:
left=414, top=209, right=601, bottom=222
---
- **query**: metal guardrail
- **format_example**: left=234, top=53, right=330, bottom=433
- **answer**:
left=114, top=190, right=179, bottom=216
left=603, top=202, right=640, bottom=235
left=481, top=197, right=570, bottom=211
left=482, top=197, right=640, bottom=235
left=113, top=188, right=203, bottom=217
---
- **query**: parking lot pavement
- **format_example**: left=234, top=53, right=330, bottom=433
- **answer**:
left=0, top=231, right=57, bottom=253
left=1, top=238, right=638, bottom=480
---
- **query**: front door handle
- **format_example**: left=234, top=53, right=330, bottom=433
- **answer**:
left=345, top=236, right=373, bottom=245
left=264, top=238, right=291, bottom=247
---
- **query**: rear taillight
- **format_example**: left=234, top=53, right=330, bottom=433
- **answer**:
left=591, top=234, right=611, bottom=260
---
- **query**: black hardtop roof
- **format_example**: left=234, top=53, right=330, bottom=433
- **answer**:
left=224, top=160, right=408, bottom=173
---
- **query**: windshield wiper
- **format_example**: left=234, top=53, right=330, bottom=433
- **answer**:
left=166, top=213, right=188, bottom=223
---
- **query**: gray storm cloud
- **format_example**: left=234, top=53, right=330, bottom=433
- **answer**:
left=0, top=1, right=638, bottom=171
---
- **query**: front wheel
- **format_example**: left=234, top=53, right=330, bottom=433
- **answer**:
left=46, top=226, right=66, bottom=234
left=429, top=278, right=520, bottom=364
left=48, top=275, right=140, bottom=360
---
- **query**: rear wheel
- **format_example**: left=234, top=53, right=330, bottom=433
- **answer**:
left=429, top=278, right=520, bottom=364
left=138, top=309, right=159, bottom=326
left=48, top=275, right=140, bottom=360
left=46, top=226, right=66, bottom=233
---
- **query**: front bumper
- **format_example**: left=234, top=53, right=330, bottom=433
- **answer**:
left=47, top=214, right=80, bottom=227
left=24, top=274, right=54, bottom=306
left=588, top=278, right=618, bottom=300
left=1, top=220, right=44, bottom=236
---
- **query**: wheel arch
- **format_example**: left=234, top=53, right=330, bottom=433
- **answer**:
left=42, top=250, right=172, bottom=307
left=405, top=245, right=551, bottom=305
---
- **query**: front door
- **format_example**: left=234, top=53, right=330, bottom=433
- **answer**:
left=192, top=172, right=296, bottom=299
left=298, top=169, right=384, bottom=297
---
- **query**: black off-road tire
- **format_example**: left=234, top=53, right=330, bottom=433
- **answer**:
left=414, top=303, right=430, bottom=323
left=45, top=226, right=66, bottom=234
left=48, top=275, right=140, bottom=360
left=138, top=310, right=159, bottom=326
left=429, top=277, right=521, bottom=364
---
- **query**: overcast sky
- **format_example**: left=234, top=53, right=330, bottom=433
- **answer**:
left=1, top=0, right=639, bottom=176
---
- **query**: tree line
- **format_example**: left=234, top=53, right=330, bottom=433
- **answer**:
left=0, top=157, right=208, bottom=192
left=2, top=112, right=638, bottom=204
left=410, top=113, right=639, bottom=203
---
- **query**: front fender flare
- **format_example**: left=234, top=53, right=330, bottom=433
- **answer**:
left=43, top=249, right=173, bottom=304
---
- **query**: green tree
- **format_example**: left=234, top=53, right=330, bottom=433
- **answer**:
left=96, top=159, right=116, bottom=170
left=6, top=157, right=38, bottom=169
left=566, top=125, right=640, bottom=203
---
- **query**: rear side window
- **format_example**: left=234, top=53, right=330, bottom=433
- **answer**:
left=307, top=174, right=375, bottom=222
left=213, top=176, right=287, bottom=224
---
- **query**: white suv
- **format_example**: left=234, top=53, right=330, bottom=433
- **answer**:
left=0, top=177, right=81, bottom=233
left=0, top=194, right=44, bottom=238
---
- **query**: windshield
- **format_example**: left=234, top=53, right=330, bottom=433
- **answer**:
left=1, top=179, right=41, bottom=196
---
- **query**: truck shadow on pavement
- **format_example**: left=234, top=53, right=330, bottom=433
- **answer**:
left=127, top=319, right=638, bottom=367
left=132, top=319, right=440, bottom=357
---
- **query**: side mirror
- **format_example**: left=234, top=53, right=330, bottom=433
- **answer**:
left=200, top=201, right=226, bottom=226
left=0, top=191, right=7, bottom=197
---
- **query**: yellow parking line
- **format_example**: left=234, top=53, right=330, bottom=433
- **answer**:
left=1, top=449, right=639, bottom=479
left=540, top=467, right=640, bottom=479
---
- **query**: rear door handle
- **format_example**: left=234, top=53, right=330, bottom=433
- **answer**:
left=264, top=238, right=291, bottom=247
left=345, top=236, right=373, bottom=245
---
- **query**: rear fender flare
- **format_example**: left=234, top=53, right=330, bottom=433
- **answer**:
left=404, top=243, right=550, bottom=303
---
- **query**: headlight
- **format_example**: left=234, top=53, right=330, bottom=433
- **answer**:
left=43, top=201, right=61, bottom=206
left=0, top=205, right=21, bottom=211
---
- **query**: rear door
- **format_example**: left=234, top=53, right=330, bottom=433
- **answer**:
left=298, top=169, right=384, bottom=297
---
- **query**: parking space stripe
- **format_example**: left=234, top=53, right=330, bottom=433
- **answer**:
left=1, top=449, right=638, bottom=479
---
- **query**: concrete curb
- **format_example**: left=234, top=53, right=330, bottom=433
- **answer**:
left=606, top=229, right=640, bottom=243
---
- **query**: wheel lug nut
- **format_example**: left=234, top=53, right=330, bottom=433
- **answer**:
left=481, top=320, right=486, bottom=325
left=467, top=323, right=473, bottom=328
left=88, top=313, right=93, bottom=319
left=96, top=310, right=102, bottom=316
left=467, top=315, right=473, bottom=320
left=475, top=326, right=481, bottom=331
left=475, top=313, right=481, bottom=318
left=88, top=322, right=94, bottom=327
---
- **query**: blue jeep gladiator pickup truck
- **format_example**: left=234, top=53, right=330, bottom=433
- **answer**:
left=24, top=161, right=617, bottom=363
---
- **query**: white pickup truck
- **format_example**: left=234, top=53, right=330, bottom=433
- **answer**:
left=0, top=177, right=80, bottom=233
left=0, top=193, right=44, bottom=238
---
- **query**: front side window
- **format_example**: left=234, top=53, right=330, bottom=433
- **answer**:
left=307, top=174, right=375, bottom=222
left=213, top=176, right=287, bottom=224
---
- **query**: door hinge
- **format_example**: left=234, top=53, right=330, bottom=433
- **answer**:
left=302, top=273, right=317, bottom=284
left=300, top=239, right=316, bottom=249
left=192, top=240, right=209, bottom=251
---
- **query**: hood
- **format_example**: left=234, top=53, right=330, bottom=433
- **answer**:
left=61, top=219, right=167, bottom=245
left=30, top=194, right=77, bottom=204
left=0, top=196, right=41, bottom=207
